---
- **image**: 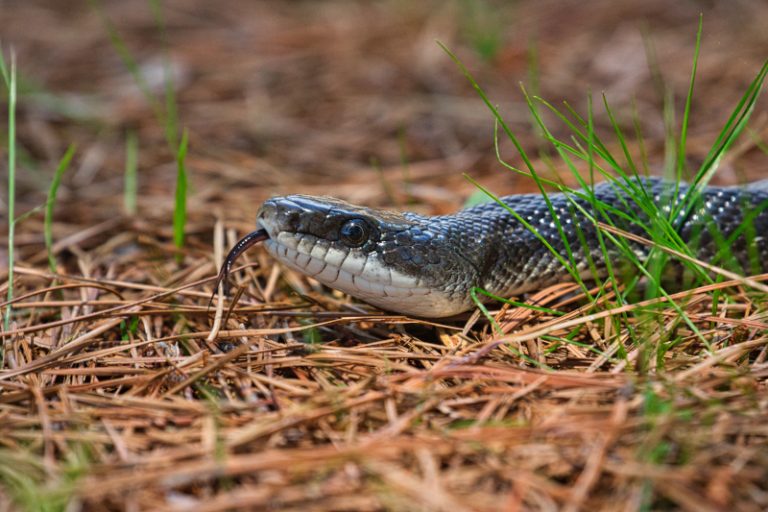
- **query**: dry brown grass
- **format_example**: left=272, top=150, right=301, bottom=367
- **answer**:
left=1, top=1, right=767, bottom=510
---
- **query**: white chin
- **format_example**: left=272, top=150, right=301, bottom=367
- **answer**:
left=264, top=236, right=466, bottom=317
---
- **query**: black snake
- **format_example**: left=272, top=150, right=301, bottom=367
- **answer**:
left=216, top=177, right=768, bottom=317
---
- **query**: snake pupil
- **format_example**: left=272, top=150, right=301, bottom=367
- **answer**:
left=339, top=218, right=369, bottom=247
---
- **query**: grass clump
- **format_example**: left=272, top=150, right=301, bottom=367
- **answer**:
left=0, top=444, right=91, bottom=512
left=442, top=20, right=768, bottom=369
left=91, top=0, right=189, bottom=258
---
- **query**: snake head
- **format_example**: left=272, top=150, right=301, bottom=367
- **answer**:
left=255, top=195, right=479, bottom=317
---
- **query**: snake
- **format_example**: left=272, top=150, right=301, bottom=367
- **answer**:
left=215, top=177, right=768, bottom=317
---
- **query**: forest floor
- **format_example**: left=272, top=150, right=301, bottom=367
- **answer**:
left=1, top=1, right=767, bottom=510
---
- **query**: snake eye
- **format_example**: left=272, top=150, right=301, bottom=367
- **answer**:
left=339, top=218, right=370, bottom=247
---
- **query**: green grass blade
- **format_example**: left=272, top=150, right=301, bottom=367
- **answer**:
left=677, top=15, right=702, bottom=179
left=45, top=144, right=77, bottom=273
left=124, top=130, right=138, bottom=215
left=669, top=60, right=768, bottom=250
left=747, top=127, right=768, bottom=154
left=694, top=60, right=768, bottom=185
left=601, top=94, right=640, bottom=178
left=661, top=87, right=677, bottom=180
left=471, top=287, right=564, bottom=317
left=2, top=50, right=16, bottom=340
left=539, top=98, right=625, bottom=175
left=491, top=119, right=562, bottom=188
left=441, top=43, right=595, bottom=298
left=0, top=49, right=9, bottom=86
left=173, top=129, right=189, bottom=262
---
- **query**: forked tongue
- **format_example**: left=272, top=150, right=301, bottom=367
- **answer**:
left=210, top=229, right=269, bottom=304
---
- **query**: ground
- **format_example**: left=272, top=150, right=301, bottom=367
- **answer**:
left=0, top=1, right=767, bottom=510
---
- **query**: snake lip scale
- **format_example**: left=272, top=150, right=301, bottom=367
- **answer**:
left=215, top=178, right=768, bottom=318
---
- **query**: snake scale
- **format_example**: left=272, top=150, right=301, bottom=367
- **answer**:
left=217, top=177, right=768, bottom=317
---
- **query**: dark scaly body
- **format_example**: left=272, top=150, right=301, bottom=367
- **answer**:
left=219, top=177, right=768, bottom=317
left=432, top=178, right=768, bottom=300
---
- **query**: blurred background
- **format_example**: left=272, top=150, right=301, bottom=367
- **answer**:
left=1, top=0, right=767, bottom=261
